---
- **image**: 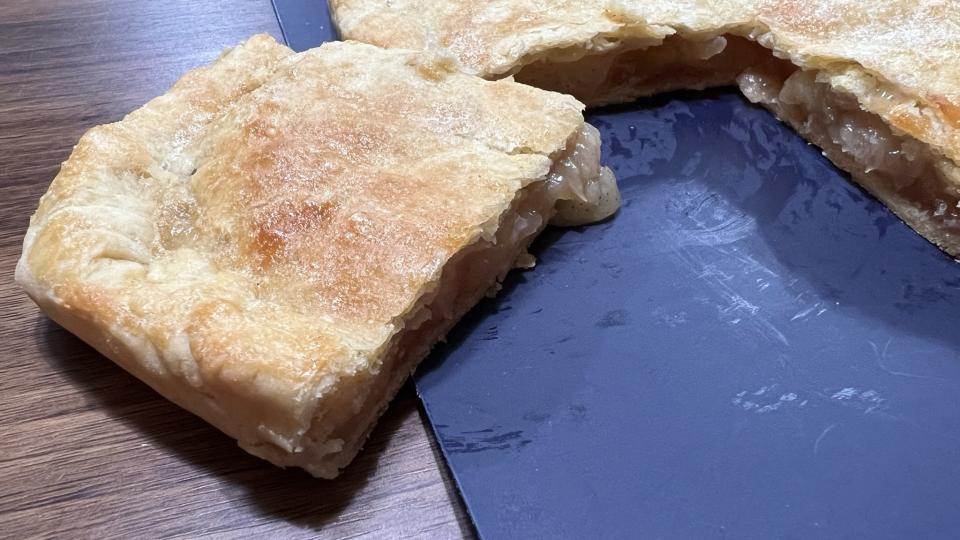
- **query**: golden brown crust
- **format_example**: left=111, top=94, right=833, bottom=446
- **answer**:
left=332, top=0, right=960, bottom=171
left=16, top=35, right=594, bottom=475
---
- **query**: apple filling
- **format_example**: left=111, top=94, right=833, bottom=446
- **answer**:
left=515, top=34, right=960, bottom=254
left=514, top=35, right=766, bottom=107
left=738, top=67, right=960, bottom=253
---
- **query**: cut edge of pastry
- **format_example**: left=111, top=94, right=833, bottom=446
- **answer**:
left=511, top=32, right=960, bottom=256
left=240, top=123, right=616, bottom=478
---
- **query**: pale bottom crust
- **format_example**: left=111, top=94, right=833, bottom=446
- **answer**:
left=516, top=35, right=960, bottom=257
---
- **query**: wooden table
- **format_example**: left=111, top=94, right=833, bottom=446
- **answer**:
left=0, top=1, right=473, bottom=537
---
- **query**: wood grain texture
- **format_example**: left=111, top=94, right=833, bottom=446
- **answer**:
left=0, top=1, right=473, bottom=537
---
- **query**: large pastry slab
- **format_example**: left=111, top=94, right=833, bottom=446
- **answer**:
left=15, top=35, right=617, bottom=478
left=331, top=0, right=960, bottom=255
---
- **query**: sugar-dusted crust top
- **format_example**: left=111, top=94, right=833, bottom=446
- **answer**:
left=16, top=35, right=586, bottom=452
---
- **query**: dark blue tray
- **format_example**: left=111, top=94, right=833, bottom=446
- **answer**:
left=271, top=0, right=334, bottom=52
left=273, top=4, right=960, bottom=538
left=417, top=92, right=960, bottom=539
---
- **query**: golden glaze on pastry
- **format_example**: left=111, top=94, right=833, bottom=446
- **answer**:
left=332, top=0, right=960, bottom=254
left=15, top=35, right=617, bottom=478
